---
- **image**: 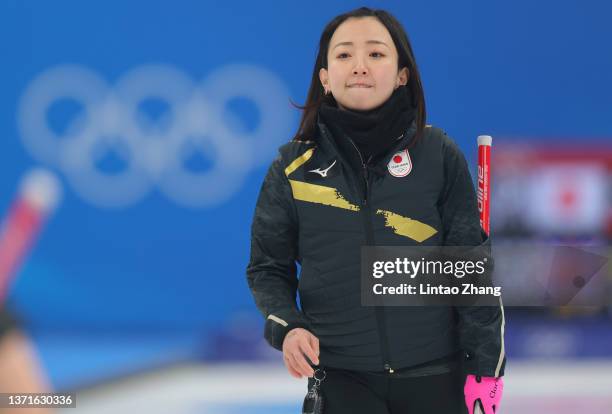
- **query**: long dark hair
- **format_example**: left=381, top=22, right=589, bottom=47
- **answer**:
left=291, top=7, right=427, bottom=143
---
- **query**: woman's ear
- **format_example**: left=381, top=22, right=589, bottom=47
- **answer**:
left=397, top=67, right=409, bottom=87
left=319, top=68, right=329, bottom=92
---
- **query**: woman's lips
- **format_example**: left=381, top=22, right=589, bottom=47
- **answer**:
left=348, top=84, right=372, bottom=88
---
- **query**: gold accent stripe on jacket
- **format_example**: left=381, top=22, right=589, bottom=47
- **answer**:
left=289, top=180, right=360, bottom=211
left=285, top=148, right=315, bottom=177
left=376, top=209, right=438, bottom=242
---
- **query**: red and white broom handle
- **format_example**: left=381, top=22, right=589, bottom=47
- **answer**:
left=473, top=135, right=493, bottom=414
left=477, top=135, right=492, bottom=237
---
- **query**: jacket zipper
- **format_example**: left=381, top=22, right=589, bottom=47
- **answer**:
left=346, top=137, right=395, bottom=374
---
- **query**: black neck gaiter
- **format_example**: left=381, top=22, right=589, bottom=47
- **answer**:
left=318, top=86, right=417, bottom=166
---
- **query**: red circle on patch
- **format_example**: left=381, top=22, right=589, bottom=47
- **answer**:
left=393, top=155, right=402, bottom=163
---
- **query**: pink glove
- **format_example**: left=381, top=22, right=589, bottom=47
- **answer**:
left=464, top=374, right=503, bottom=414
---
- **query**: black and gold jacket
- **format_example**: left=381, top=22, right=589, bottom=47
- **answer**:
left=246, top=118, right=506, bottom=377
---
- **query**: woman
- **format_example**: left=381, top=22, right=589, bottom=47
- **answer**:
left=247, top=7, right=505, bottom=414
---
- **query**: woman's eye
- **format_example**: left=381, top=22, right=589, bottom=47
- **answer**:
left=336, top=52, right=384, bottom=59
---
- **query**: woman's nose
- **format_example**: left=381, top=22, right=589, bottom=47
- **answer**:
left=353, top=57, right=368, bottom=75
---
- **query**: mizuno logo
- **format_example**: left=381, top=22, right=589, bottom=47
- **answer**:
left=308, top=160, right=337, bottom=177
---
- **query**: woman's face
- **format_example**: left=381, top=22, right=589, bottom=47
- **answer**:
left=320, top=17, right=409, bottom=111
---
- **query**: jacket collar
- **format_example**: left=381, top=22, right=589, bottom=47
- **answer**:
left=315, top=114, right=418, bottom=178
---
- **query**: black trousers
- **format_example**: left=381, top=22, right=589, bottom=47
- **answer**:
left=307, top=365, right=468, bottom=414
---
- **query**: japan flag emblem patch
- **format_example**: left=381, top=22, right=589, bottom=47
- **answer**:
left=388, top=149, right=412, bottom=177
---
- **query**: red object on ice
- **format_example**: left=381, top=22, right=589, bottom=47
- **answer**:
left=0, top=198, right=44, bottom=298
left=0, top=170, right=61, bottom=302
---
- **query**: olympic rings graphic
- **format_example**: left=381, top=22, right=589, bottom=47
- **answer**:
left=17, top=64, right=295, bottom=208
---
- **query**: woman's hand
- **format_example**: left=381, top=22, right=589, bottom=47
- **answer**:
left=282, top=327, right=320, bottom=378
left=464, top=374, right=503, bottom=414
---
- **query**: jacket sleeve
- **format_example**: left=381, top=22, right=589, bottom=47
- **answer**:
left=246, top=152, right=311, bottom=351
left=437, top=132, right=506, bottom=378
